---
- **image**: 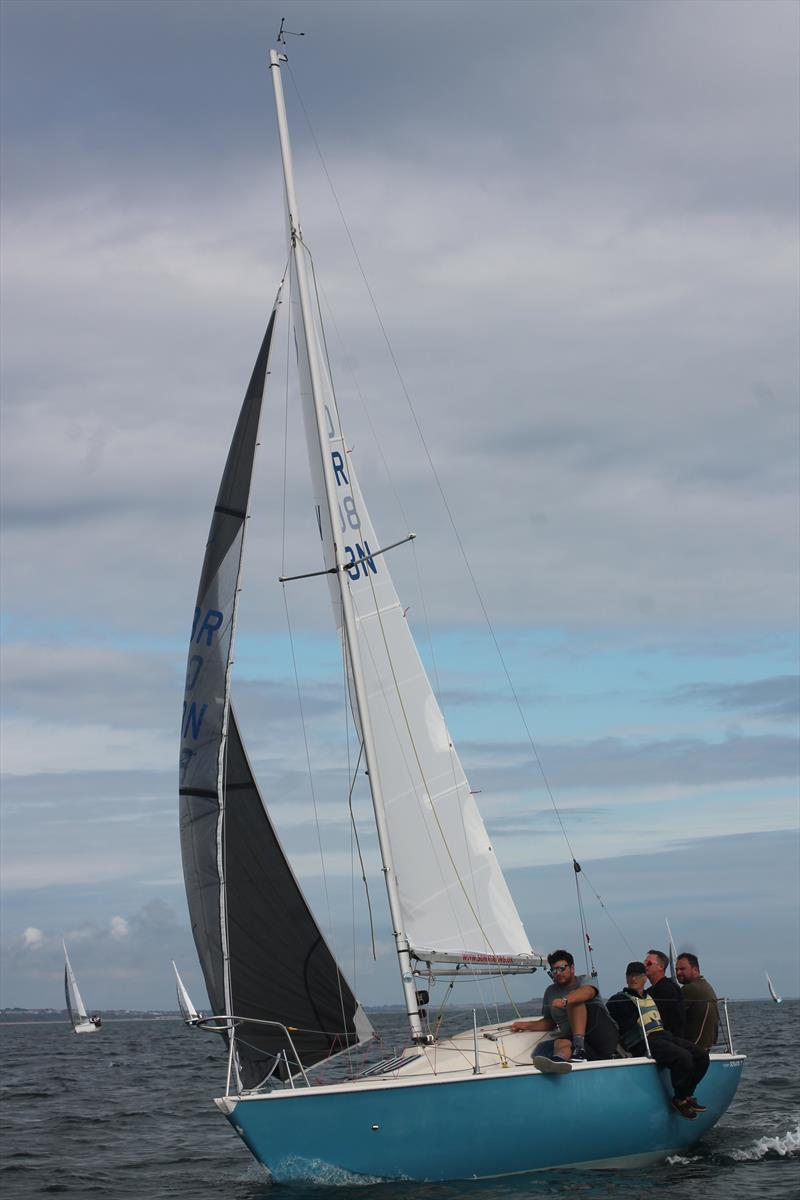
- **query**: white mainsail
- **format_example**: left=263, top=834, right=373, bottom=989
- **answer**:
left=665, top=918, right=678, bottom=977
left=63, top=941, right=91, bottom=1030
left=287, top=247, right=535, bottom=965
left=766, top=971, right=782, bottom=1003
left=173, top=960, right=200, bottom=1024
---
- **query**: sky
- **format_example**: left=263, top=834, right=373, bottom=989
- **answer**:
left=1, top=0, right=798, bottom=1016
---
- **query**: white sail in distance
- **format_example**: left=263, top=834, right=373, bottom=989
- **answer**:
left=173, top=961, right=200, bottom=1024
left=766, top=971, right=782, bottom=1003
left=63, top=942, right=88, bottom=1026
left=288, top=248, right=534, bottom=965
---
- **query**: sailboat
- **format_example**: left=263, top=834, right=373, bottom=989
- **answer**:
left=766, top=971, right=782, bottom=1004
left=178, top=44, right=744, bottom=1183
left=665, top=918, right=679, bottom=977
left=63, top=942, right=101, bottom=1034
left=172, top=961, right=201, bottom=1025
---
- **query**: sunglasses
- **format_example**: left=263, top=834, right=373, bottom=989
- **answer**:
left=551, top=964, right=570, bottom=974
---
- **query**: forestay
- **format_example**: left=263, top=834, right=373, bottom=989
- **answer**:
left=289, top=248, right=536, bottom=966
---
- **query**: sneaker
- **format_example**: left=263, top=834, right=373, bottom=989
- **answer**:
left=685, top=1096, right=707, bottom=1112
left=671, top=1097, right=698, bottom=1120
left=570, top=1048, right=587, bottom=1062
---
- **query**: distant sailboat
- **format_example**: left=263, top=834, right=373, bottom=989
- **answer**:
left=665, top=918, right=678, bottom=977
left=766, top=971, right=782, bottom=1004
left=173, top=960, right=201, bottom=1025
left=63, top=942, right=101, bottom=1033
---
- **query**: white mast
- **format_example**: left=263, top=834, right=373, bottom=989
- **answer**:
left=268, top=48, right=427, bottom=1042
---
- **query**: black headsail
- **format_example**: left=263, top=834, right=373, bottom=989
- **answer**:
left=179, top=288, right=373, bottom=1088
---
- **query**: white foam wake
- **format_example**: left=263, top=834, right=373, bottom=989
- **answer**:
left=727, top=1124, right=800, bottom=1161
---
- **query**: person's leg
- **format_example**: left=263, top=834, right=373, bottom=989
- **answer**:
left=583, top=1006, right=619, bottom=1061
left=648, top=1034, right=694, bottom=1099
left=670, top=1035, right=709, bottom=1094
left=561, top=1003, right=592, bottom=1060
left=552, top=1034, right=572, bottom=1059
left=566, top=1002, right=587, bottom=1038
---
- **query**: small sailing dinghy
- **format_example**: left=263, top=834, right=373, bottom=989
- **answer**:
left=178, top=44, right=744, bottom=1183
left=63, top=942, right=101, bottom=1034
left=766, top=971, right=783, bottom=1004
left=172, top=961, right=201, bottom=1025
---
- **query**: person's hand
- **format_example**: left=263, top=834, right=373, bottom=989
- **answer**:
left=510, top=1020, right=529, bottom=1032
left=551, top=996, right=567, bottom=1009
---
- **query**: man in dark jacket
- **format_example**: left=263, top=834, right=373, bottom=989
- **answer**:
left=644, top=949, right=685, bottom=1036
left=607, top=962, right=709, bottom=1120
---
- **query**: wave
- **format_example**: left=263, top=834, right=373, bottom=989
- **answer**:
left=270, top=1156, right=396, bottom=1186
left=666, top=1123, right=799, bottom=1167
left=727, top=1125, right=800, bottom=1161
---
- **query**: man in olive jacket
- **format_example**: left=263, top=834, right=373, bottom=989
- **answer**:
left=676, top=953, right=719, bottom=1050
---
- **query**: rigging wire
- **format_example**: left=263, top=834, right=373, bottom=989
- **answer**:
left=301, top=236, right=501, bottom=974
left=286, top=68, right=541, bottom=1013
left=285, top=63, right=632, bottom=965
left=343, top=712, right=378, bottom=959
left=278, top=262, right=355, bottom=1072
left=218, top=271, right=288, bottom=1041
left=302, top=238, right=528, bottom=1005
left=295, top=253, right=497, bottom=1001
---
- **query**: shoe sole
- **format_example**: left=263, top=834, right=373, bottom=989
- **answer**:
left=533, top=1055, right=572, bottom=1075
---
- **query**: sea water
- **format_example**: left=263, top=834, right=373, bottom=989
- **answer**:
left=1, top=1001, right=797, bottom=1199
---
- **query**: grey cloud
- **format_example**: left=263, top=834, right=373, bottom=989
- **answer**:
left=667, top=676, right=800, bottom=721
left=2, top=1, right=797, bottom=632
left=1, top=0, right=797, bottom=1010
left=2, top=644, right=179, bottom=730
left=467, top=733, right=799, bottom=790
left=486, top=808, right=611, bottom=835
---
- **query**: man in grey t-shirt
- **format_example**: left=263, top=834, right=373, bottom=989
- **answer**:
left=511, top=949, right=619, bottom=1062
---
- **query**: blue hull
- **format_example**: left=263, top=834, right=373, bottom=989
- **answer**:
left=223, top=1055, right=744, bottom=1183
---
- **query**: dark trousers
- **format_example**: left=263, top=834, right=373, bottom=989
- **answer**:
left=540, top=1006, right=620, bottom=1062
left=583, top=1005, right=620, bottom=1061
left=644, top=1032, right=709, bottom=1099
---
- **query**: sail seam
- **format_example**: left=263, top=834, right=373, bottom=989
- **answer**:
left=215, top=503, right=247, bottom=519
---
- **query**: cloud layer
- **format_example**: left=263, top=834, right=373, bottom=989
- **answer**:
left=1, top=1, right=797, bottom=1008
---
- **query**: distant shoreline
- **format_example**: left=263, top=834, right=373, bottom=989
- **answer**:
left=0, top=996, right=791, bottom=1026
